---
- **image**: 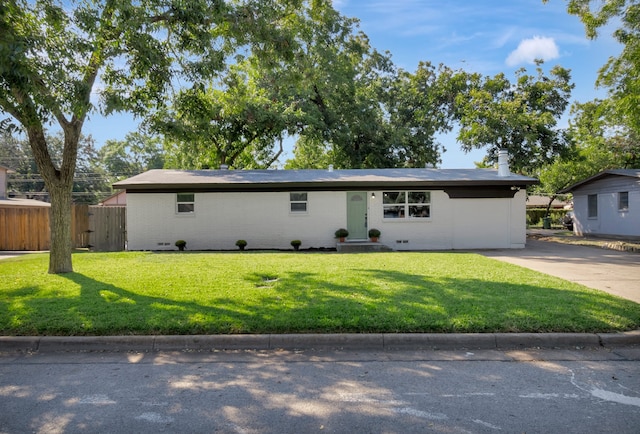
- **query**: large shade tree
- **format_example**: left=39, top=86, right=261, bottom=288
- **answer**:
left=454, top=64, right=574, bottom=174
left=549, top=0, right=640, bottom=136
left=0, top=0, right=307, bottom=273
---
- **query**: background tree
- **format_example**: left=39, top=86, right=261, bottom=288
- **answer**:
left=158, top=63, right=292, bottom=169
left=549, top=0, right=640, bottom=136
left=534, top=98, right=640, bottom=213
left=98, top=132, right=165, bottom=182
left=454, top=64, right=574, bottom=174
left=1, top=131, right=109, bottom=203
left=0, top=0, right=306, bottom=273
left=383, top=62, right=470, bottom=168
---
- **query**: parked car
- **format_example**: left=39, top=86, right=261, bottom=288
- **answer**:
left=562, top=211, right=574, bottom=231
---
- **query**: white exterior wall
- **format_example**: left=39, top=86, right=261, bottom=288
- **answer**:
left=126, top=191, right=346, bottom=251
left=572, top=177, right=640, bottom=237
left=127, top=188, right=528, bottom=251
left=368, top=189, right=527, bottom=250
left=0, top=167, right=7, bottom=200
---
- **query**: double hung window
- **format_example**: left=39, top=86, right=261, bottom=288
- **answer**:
left=619, top=192, right=629, bottom=211
left=290, top=192, right=308, bottom=213
left=176, top=193, right=195, bottom=214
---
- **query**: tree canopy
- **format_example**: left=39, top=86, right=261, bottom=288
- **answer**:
left=552, top=0, right=640, bottom=136
left=0, top=0, right=312, bottom=273
left=454, top=64, right=574, bottom=174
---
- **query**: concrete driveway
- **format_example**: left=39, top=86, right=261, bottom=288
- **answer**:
left=481, top=239, right=640, bottom=304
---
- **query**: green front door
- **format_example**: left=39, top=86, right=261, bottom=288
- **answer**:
left=347, top=191, right=368, bottom=239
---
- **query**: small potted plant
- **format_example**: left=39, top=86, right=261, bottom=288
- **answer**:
left=235, top=239, right=247, bottom=251
left=290, top=240, right=302, bottom=251
left=175, top=240, right=187, bottom=251
left=335, top=228, right=349, bottom=242
left=368, top=228, right=381, bottom=242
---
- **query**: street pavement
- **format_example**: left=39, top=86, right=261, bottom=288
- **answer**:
left=1, top=348, right=639, bottom=433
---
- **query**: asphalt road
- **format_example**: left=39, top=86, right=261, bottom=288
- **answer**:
left=480, top=239, right=640, bottom=304
left=1, top=348, right=640, bottom=434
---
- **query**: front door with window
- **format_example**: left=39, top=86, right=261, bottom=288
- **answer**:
left=347, top=192, right=368, bottom=239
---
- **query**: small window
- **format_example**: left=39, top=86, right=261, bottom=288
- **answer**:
left=290, top=192, right=307, bottom=213
left=587, top=194, right=598, bottom=218
left=383, top=191, right=430, bottom=219
left=619, top=192, right=629, bottom=211
left=177, top=193, right=195, bottom=214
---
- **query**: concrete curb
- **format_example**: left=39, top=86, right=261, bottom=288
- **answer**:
left=1, top=331, right=639, bottom=353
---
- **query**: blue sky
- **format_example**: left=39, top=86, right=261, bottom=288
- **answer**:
left=83, top=0, right=621, bottom=169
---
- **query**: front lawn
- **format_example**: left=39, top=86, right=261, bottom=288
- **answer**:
left=1, top=251, right=638, bottom=335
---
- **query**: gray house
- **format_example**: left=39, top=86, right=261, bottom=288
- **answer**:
left=560, top=169, right=640, bottom=238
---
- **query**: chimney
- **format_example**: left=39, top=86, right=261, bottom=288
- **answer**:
left=497, top=150, right=510, bottom=177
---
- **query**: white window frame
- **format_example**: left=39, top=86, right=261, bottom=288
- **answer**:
left=618, top=191, right=629, bottom=211
left=176, top=192, right=195, bottom=214
left=383, top=191, right=431, bottom=220
left=290, top=192, right=308, bottom=214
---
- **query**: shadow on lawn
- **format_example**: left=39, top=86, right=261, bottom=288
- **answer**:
left=3, top=267, right=639, bottom=335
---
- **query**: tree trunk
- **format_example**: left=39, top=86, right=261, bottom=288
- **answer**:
left=26, top=124, right=79, bottom=274
left=48, top=181, right=74, bottom=274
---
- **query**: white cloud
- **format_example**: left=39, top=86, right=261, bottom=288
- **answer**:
left=505, top=36, right=559, bottom=66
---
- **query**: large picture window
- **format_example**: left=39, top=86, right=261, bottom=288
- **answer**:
left=587, top=194, right=598, bottom=218
left=290, top=192, right=308, bottom=213
left=383, top=191, right=430, bottom=219
left=176, top=193, right=195, bottom=214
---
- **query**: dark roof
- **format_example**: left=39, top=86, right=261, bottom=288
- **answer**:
left=114, top=168, right=538, bottom=192
left=559, top=169, right=640, bottom=194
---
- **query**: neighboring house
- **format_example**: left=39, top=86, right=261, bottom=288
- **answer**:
left=559, top=169, right=640, bottom=238
left=526, top=195, right=570, bottom=209
left=1, top=165, right=52, bottom=251
left=114, top=155, right=537, bottom=251
left=0, top=164, right=51, bottom=208
left=99, top=190, right=127, bottom=206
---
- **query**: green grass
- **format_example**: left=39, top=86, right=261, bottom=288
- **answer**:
left=1, top=251, right=638, bottom=336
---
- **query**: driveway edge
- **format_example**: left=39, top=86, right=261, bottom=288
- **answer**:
left=1, top=331, right=639, bottom=353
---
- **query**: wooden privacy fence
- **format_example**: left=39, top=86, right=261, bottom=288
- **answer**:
left=0, top=204, right=125, bottom=251
left=88, top=206, right=126, bottom=252
left=0, top=206, right=51, bottom=251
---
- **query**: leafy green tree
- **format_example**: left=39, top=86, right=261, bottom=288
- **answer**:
left=0, top=0, right=306, bottom=273
left=98, top=132, right=164, bottom=181
left=1, top=131, right=109, bottom=203
left=384, top=62, right=471, bottom=168
left=454, top=64, right=574, bottom=174
left=158, top=64, right=291, bottom=169
left=534, top=98, right=640, bottom=214
left=548, top=0, right=640, bottom=135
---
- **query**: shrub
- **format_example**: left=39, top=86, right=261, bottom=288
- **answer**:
left=334, top=228, right=349, bottom=238
left=368, top=228, right=381, bottom=238
left=290, top=240, right=302, bottom=250
left=175, top=240, right=187, bottom=251
left=235, top=239, right=248, bottom=250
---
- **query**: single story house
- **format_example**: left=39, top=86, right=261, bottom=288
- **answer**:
left=99, top=190, right=127, bottom=206
left=526, top=195, right=571, bottom=209
left=559, top=169, right=640, bottom=238
left=0, top=164, right=51, bottom=208
left=114, top=155, right=537, bottom=251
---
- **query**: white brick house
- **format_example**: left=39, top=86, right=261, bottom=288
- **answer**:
left=114, top=163, right=537, bottom=251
